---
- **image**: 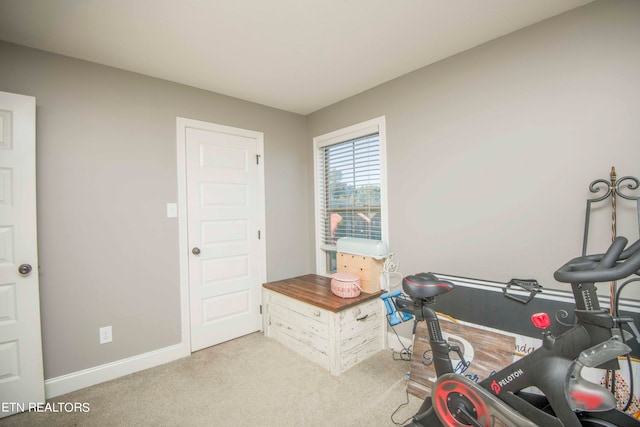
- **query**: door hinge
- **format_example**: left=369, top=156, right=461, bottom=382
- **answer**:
left=260, top=304, right=263, bottom=314
left=256, top=154, right=261, bottom=165
left=258, top=230, right=261, bottom=239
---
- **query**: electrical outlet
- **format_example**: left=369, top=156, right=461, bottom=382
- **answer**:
left=99, top=326, right=112, bottom=344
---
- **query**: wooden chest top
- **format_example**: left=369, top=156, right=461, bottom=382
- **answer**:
left=263, top=274, right=383, bottom=313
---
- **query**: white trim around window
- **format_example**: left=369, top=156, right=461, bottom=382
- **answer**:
left=312, top=116, right=389, bottom=275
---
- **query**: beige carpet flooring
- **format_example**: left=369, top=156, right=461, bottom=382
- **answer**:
left=1, top=332, right=422, bottom=426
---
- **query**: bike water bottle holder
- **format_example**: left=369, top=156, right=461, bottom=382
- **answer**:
left=380, top=291, right=414, bottom=326
left=502, top=278, right=542, bottom=304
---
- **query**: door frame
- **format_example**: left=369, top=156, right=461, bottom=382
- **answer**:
left=176, top=117, right=266, bottom=353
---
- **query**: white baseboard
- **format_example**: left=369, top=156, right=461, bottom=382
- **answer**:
left=45, top=343, right=190, bottom=398
left=387, top=331, right=413, bottom=353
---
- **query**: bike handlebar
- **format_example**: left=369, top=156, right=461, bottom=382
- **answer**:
left=554, top=236, right=640, bottom=284
left=596, top=236, right=628, bottom=269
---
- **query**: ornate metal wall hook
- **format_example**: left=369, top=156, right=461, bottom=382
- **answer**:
left=582, top=167, right=640, bottom=256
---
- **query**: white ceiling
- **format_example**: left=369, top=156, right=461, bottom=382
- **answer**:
left=0, top=0, right=594, bottom=115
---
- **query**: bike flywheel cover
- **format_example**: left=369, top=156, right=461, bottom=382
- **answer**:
left=433, top=375, right=489, bottom=427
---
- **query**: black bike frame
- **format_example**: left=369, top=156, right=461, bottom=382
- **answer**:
left=421, top=280, right=624, bottom=427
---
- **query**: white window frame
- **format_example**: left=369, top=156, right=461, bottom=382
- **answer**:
left=312, top=116, right=389, bottom=276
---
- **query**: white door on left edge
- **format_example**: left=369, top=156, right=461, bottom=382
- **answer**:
left=184, top=121, right=264, bottom=352
left=0, top=91, right=44, bottom=417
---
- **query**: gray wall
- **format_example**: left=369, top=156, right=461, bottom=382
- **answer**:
left=2, top=0, right=640, bottom=384
left=0, top=41, right=309, bottom=379
left=307, top=0, right=640, bottom=296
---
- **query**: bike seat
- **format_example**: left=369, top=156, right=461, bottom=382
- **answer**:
left=402, top=273, right=455, bottom=299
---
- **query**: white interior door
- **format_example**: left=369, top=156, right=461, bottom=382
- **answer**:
left=181, top=120, right=264, bottom=352
left=0, top=91, right=44, bottom=417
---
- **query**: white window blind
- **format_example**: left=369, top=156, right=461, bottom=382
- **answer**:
left=318, top=132, right=382, bottom=249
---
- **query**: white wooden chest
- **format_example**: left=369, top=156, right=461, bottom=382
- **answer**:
left=263, top=274, right=387, bottom=375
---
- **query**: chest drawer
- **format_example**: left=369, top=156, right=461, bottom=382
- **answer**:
left=266, top=288, right=329, bottom=324
left=339, top=299, right=381, bottom=336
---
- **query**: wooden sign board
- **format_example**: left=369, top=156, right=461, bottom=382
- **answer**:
left=408, top=317, right=516, bottom=399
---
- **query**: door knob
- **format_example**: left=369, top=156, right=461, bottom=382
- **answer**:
left=18, top=264, right=32, bottom=275
left=192, top=247, right=201, bottom=255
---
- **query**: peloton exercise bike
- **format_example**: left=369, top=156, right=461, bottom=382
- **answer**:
left=395, top=236, right=640, bottom=427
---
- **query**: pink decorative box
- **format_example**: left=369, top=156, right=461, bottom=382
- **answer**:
left=330, top=272, right=362, bottom=298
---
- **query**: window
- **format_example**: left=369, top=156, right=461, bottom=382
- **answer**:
left=313, top=117, right=388, bottom=274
